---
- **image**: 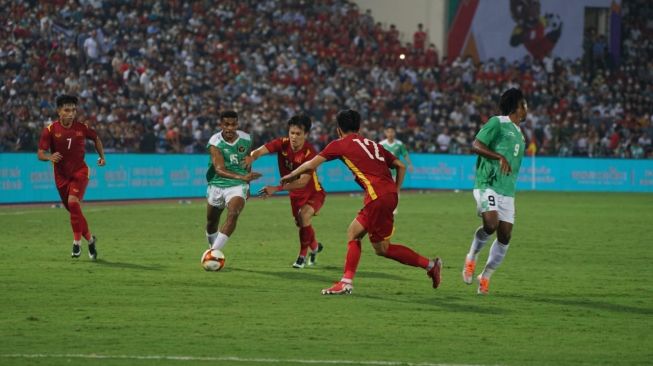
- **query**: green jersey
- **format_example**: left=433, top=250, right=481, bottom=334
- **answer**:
left=206, top=130, right=252, bottom=188
left=474, top=116, right=525, bottom=197
left=379, top=138, right=408, bottom=160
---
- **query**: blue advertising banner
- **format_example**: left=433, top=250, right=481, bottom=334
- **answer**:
left=1, top=153, right=651, bottom=204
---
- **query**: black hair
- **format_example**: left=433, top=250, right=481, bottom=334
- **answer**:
left=219, top=110, right=238, bottom=121
left=56, top=94, right=78, bottom=108
left=336, top=109, right=361, bottom=133
left=288, top=114, right=312, bottom=133
left=499, top=88, right=524, bottom=115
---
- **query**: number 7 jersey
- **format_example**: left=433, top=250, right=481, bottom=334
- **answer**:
left=319, top=133, right=398, bottom=205
left=474, top=115, right=525, bottom=197
left=38, top=120, right=98, bottom=180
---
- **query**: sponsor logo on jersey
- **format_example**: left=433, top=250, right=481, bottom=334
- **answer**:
left=238, top=145, right=246, bottom=153
left=55, top=133, right=62, bottom=138
left=76, top=132, right=83, bottom=136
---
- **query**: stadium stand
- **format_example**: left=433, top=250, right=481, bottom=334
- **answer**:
left=1, top=0, right=651, bottom=158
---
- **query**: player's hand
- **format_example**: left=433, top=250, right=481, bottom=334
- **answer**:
left=243, top=155, right=254, bottom=169
left=243, top=172, right=262, bottom=182
left=97, top=157, right=106, bottom=167
left=258, top=185, right=279, bottom=198
left=49, top=152, right=63, bottom=163
left=280, top=173, right=297, bottom=185
left=499, top=156, right=512, bottom=175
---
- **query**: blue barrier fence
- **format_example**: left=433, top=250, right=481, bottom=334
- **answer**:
left=1, top=153, right=652, bottom=203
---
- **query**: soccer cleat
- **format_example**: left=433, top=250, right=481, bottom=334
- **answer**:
left=477, top=275, right=490, bottom=295
left=292, top=256, right=305, bottom=269
left=88, top=236, right=98, bottom=261
left=426, top=257, right=443, bottom=289
left=307, top=242, right=324, bottom=266
left=71, top=244, right=81, bottom=258
left=321, top=281, right=353, bottom=295
left=462, top=258, right=476, bottom=285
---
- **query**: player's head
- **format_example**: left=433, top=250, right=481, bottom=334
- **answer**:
left=219, top=110, right=239, bottom=141
left=287, top=114, right=311, bottom=150
left=55, top=94, right=78, bottom=124
left=384, top=126, right=396, bottom=140
left=499, top=88, right=528, bottom=122
left=336, top=109, right=361, bottom=136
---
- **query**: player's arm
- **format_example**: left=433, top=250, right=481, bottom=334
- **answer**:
left=258, top=174, right=311, bottom=198
left=472, top=139, right=511, bottom=174
left=93, top=136, right=106, bottom=166
left=280, top=155, right=326, bottom=185
left=36, top=128, right=62, bottom=163
left=244, top=145, right=270, bottom=169
left=402, top=147, right=414, bottom=173
left=392, top=159, right=406, bottom=190
left=210, top=146, right=261, bottom=182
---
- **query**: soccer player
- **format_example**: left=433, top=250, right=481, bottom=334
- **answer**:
left=379, top=126, right=414, bottom=214
left=246, top=115, right=326, bottom=268
left=281, top=110, right=442, bottom=295
left=37, top=94, right=106, bottom=259
left=205, top=111, right=261, bottom=254
left=462, top=88, right=527, bottom=295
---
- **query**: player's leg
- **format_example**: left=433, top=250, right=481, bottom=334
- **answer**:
left=477, top=195, right=514, bottom=295
left=321, top=215, right=366, bottom=295
left=58, top=183, right=81, bottom=258
left=211, top=185, right=248, bottom=251
left=206, top=185, right=225, bottom=248
left=290, top=197, right=310, bottom=268
left=305, top=192, right=326, bottom=265
left=463, top=189, right=499, bottom=284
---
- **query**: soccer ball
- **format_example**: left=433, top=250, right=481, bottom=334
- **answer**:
left=201, top=249, right=225, bottom=271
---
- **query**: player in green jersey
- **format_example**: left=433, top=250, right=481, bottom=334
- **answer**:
left=205, top=111, right=262, bottom=253
left=462, top=88, right=527, bottom=295
left=379, top=126, right=414, bottom=215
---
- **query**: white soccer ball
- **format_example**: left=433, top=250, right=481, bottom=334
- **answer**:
left=201, top=249, right=226, bottom=271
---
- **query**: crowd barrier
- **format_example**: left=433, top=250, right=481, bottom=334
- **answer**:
left=1, top=153, right=652, bottom=204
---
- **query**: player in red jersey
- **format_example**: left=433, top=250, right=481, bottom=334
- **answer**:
left=37, top=95, right=106, bottom=260
left=281, top=110, right=442, bottom=295
left=247, top=115, right=326, bottom=268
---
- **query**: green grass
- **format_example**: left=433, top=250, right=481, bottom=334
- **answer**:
left=0, top=191, right=651, bottom=366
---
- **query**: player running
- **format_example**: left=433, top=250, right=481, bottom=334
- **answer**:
left=37, top=94, right=106, bottom=260
left=205, top=111, right=261, bottom=254
left=246, top=115, right=326, bottom=268
left=462, top=88, right=527, bottom=295
left=281, top=109, right=442, bottom=295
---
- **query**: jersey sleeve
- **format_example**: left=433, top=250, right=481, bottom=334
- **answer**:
left=264, top=138, right=284, bottom=153
left=38, top=125, right=51, bottom=151
left=83, top=123, right=98, bottom=140
left=399, top=143, right=408, bottom=157
left=318, top=140, right=342, bottom=161
left=475, top=117, right=500, bottom=146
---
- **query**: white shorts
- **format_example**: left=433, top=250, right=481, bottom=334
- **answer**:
left=206, top=184, right=249, bottom=209
left=473, top=188, right=515, bottom=224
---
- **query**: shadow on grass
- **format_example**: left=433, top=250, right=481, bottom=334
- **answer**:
left=356, top=293, right=511, bottom=314
left=504, top=293, right=653, bottom=315
left=231, top=265, right=407, bottom=283
left=88, top=259, right=163, bottom=271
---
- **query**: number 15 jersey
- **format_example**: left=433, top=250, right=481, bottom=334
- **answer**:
left=474, top=115, right=525, bottom=197
left=319, top=133, right=398, bottom=205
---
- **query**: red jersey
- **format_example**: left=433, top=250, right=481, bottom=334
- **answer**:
left=319, top=134, right=398, bottom=205
left=265, top=137, right=324, bottom=198
left=38, top=120, right=98, bottom=180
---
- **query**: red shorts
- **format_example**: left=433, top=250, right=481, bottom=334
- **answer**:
left=55, top=167, right=90, bottom=203
left=356, top=193, right=397, bottom=243
left=290, top=190, right=326, bottom=225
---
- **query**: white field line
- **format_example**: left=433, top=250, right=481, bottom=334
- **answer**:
left=0, top=353, right=493, bottom=366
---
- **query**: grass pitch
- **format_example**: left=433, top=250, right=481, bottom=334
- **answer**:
left=0, top=191, right=651, bottom=366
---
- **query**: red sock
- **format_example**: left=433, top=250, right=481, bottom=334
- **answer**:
left=68, top=201, right=89, bottom=241
left=343, top=240, right=362, bottom=281
left=73, top=232, right=82, bottom=241
left=300, top=225, right=318, bottom=252
left=385, top=243, right=430, bottom=269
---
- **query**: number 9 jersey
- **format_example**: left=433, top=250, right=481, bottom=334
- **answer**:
left=474, top=115, right=525, bottom=197
left=319, top=133, right=399, bottom=205
left=38, top=120, right=98, bottom=185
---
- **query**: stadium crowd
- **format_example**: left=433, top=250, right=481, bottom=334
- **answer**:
left=1, top=0, right=652, bottom=158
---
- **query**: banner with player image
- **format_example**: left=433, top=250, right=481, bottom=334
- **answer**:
left=460, top=0, right=613, bottom=61
left=0, top=153, right=651, bottom=204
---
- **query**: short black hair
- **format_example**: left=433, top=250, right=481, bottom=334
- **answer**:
left=219, top=110, right=238, bottom=120
left=336, top=109, right=361, bottom=133
left=56, top=94, right=78, bottom=108
left=288, top=114, right=312, bottom=133
left=499, top=88, right=524, bottom=115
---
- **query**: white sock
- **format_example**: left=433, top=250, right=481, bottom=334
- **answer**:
left=467, top=226, right=491, bottom=261
left=211, top=232, right=230, bottom=251
left=206, top=231, right=218, bottom=246
left=481, top=240, right=509, bottom=278
left=73, top=240, right=82, bottom=246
